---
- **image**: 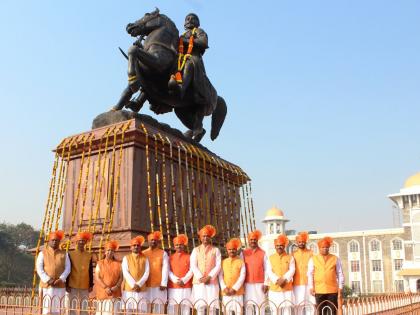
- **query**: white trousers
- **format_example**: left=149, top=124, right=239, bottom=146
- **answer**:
left=167, top=288, right=193, bottom=315
left=95, top=298, right=120, bottom=315
left=222, top=295, right=243, bottom=315
left=191, top=283, right=220, bottom=315
left=66, top=288, right=89, bottom=315
left=147, top=287, right=167, bottom=313
left=268, top=290, right=294, bottom=315
left=122, top=290, right=149, bottom=313
left=244, top=283, right=267, bottom=315
left=41, top=287, right=66, bottom=315
left=293, top=285, right=315, bottom=315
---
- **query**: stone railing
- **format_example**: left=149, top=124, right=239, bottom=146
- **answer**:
left=1, top=292, right=420, bottom=314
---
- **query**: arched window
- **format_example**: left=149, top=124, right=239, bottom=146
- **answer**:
left=330, top=242, right=339, bottom=255
left=370, top=239, right=381, bottom=252
left=349, top=240, right=359, bottom=253
left=392, top=238, right=403, bottom=251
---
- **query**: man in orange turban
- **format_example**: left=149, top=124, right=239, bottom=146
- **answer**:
left=143, top=231, right=169, bottom=313
left=242, top=230, right=269, bottom=314
left=67, top=232, right=93, bottom=315
left=95, top=240, right=122, bottom=315
left=168, top=234, right=193, bottom=315
left=122, top=235, right=149, bottom=313
left=36, top=230, right=71, bottom=315
left=268, top=234, right=295, bottom=315
left=219, top=238, right=245, bottom=315
left=190, top=225, right=221, bottom=315
left=292, top=231, right=315, bottom=314
left=307, top=237, right=344, bottom=315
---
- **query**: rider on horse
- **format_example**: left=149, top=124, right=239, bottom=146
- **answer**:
left=111, top=9, right=226, bottom=142
left=168, top=13, right=216, bottom=115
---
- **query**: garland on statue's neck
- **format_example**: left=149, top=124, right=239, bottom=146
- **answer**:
left=174, top=28, right=197, bottom=83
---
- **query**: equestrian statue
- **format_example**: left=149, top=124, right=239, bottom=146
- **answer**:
left=112, top=9, right=227, bottom=142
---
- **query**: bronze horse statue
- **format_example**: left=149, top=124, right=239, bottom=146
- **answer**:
left=112, top=9, right=227, bottom=142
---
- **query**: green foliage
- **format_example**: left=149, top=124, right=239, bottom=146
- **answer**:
left=0, top=222, right=39, bottom=287
left=342, top=284, right=353, bottom=298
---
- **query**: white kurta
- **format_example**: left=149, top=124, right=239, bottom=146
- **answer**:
left=122, top=256, right=150, bottom=311
left=36, top=251, right=71, bottom=315
left=190, top=246, right=222, bottom=314
left=267, top=255, right=295, bottom=315
left=168, top=269, right=193, bottom=304
left=219, top=259, right=246, bottom=314
left=240, top=251, right=270, bottom=311
left=146, top=251, right=169, bottom=313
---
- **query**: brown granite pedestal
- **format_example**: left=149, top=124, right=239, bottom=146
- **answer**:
left=56, top=113, right=251, bottom=256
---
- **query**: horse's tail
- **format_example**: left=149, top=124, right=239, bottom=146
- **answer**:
left=210, top=96, right=227, bottom=141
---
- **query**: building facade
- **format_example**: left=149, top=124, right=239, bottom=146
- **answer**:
left=258, top=171, right=420, bottom=294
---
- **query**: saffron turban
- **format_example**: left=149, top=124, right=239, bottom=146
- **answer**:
left=318, top=237, right=333, bottom=248
left=247, top=230, right=262, bottom=241
left=173, top=234, right=188, bottom=246
left=105, top=240, right=119, bottom=251
left=130, top=235, right=145, bottom=246
left=296, top=231, right=309, bottom=243
left=274, top=234, right=289, bottom=246
left=49, top=230, right=64, bottom=241
left=75, top=231, right=92, bottom=242
left=198, top=225, right=216, bottom=238
left=226, top=238, right=242, bottom=250
left=147, top=231, right=163, bottom=241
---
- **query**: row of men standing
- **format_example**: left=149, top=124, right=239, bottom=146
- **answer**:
left=36, top=225, right=344, bottom=315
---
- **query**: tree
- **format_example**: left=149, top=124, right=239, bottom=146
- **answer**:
left=342, top=284, right=353, bottom=298
left=0, top=222, right=39, bottom=286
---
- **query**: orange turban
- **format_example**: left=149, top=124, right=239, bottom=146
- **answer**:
left=274, top=234, right=289, bottom=246
left=226, top=238, right=242, bottom=250
left=75, top=231, right=92, bottom=242
left=318, top=237, right=333, bottom=248
left=296, top=231, right=309, bottom=243
left=173, top=234, right=188, bottom=246
left=49, top=230, right=64, bottom=241
left=147, top=231, right=162, bottom=241
left=130, top=235, right=145, bottom=246
left=198, top=225, right=216, bottom=238
left=247, top=230, right=262, bottom=241
left=105, top=240, right=119, bottom=251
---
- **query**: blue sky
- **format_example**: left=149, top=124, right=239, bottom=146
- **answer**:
left=0, top=0, right=419, bottom=233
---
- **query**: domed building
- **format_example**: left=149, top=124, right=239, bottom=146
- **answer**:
left=388, top=171, right=420, bottom=292
left=256, top=172, right=420, bottom=294
left=262, top=206, right=288, bottom=235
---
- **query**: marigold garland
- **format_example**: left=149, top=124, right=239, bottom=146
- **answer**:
left=175, top=28, right=197, bottom=83
left=140, top=124, right=155, bottom=236
left=89, top=126, right=115, bottom=251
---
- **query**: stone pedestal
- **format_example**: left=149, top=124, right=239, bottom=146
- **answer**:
left=56, top=112, right=252, bottom=253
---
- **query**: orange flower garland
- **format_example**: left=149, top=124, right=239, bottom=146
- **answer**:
left=175, top=28, right=197, bottom=83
